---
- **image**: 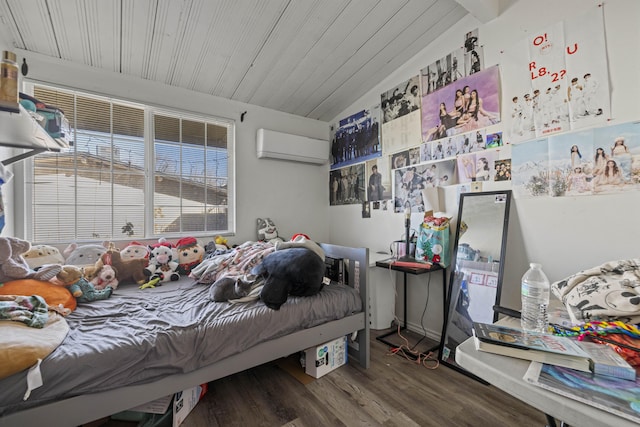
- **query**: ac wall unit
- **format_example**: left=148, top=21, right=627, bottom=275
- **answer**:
left=256, top=128, right=329, bottom=165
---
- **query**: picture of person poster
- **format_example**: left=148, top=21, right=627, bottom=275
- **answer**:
left=465, top=46, right=483, bottom=76
left=366, top=158, right=391, bottom=201
left=501, top=5, right=609, bottom=144
left=381, top=75, right=422, bottom=154
left=420, top=141, right=433, bottom=162
left=455, top=129, right=486, bottom=154
left=330, top=105, right=381, bottom=170
left=464, top=29, right=479, bottom=54
left=494, top=159, right=512, bottom=181
left=393, top=160, right=455, bottom=213
left=391, top=150, right=410, bottom=170
left=548, top=130, right=594, bottom=197
left=511, top=121, right=640, bottom=199
left=329, top=163, right=365, bottom=206
left=591, top=122, right=640, bottom=194
left=486, top=131, right=503, bottom=149
left=381, top=75, right=421, bottom=123
left=456, top=150, right=498, bottom=184
left=420, top=48, right=466, bottom=95
left=421, top=65, right=501, bottom=143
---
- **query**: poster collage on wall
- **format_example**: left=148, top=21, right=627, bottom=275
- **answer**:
left=330, top=5, right=618, bottom=214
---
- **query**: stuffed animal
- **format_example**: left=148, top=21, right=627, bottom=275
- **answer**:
left=120, top=241, right=150, bottom=262
left=95, top=249, right=148, bottom=285
left=0, top=237, right=61, bottom=282
left=63, top=243, right=107, bottom=267
left=90, top=264, right=119, bottom=291
left=175, top=236, right=204, bottom=275
left=144, top=245, right=180, bottom=283
left=214, top=235, right=229, bottom=250
left=21, top=244, right=65, bottom=270
left=251, top=247, right=325, bottom=310
left=257, top=218, right=284, bottom=244
left=55, top=265, right=112, bottom=303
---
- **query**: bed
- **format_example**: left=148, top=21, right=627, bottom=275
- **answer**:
left=0, top=243, right=370, bottom=427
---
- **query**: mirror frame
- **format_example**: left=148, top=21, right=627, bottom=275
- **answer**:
left=438, top=190, right=512, bottom=379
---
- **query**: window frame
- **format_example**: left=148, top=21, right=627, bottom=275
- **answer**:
left=20, top=82, right=236, bottom=243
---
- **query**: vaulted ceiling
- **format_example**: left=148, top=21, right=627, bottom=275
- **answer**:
left=0, top=0, right=500, bottom=122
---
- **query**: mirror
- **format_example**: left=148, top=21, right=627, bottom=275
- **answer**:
left=438, top=190, right=512, bottom=377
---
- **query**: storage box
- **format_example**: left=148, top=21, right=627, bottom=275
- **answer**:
left=116, top=383, right=208, bottom=427
left=304, top=336, right=348, bottom=378
left=173, top=384, right=207, bottom=427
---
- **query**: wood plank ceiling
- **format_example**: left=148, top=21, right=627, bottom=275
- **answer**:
left=0, top=0, right=485, bottom=122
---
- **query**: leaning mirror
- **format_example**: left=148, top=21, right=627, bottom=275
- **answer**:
left=438, top=190, right=512, bottom=377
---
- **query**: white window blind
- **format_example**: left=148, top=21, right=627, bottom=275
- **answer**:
left=27, top=85, right=232, bottom=243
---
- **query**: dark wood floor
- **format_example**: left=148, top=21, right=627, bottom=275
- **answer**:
left=182, top=329, right=547, bottom=427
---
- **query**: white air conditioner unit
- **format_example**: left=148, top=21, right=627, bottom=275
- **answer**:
left=256, top=128, right=329, bottom=165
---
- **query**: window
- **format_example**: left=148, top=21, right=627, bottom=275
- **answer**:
left=25, top=84, right=233, bottom=243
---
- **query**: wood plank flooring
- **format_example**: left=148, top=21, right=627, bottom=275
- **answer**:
left=182, top=329, right=547, bottom=426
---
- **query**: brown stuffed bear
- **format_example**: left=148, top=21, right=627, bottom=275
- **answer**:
left=55, top=265, right=112, bottom=303
left=94, top=250, right=147, bottom=285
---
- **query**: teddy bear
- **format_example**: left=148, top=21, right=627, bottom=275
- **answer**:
left=144, top=245, right=180, bottom=283
left=90, top=264, right=119, bottom=291
left=175, top=236, right=204, bottom=275
left=21, top=244, right=65, bottom=270
left=0, top=237, right=62, bottom=283
left=55, top=265, right=113, bottom=303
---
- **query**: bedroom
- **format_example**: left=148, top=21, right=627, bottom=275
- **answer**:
left=0, top=0, right=638, bottom=426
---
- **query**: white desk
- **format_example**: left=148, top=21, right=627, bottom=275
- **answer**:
left=455, top=337, right=638, bottom=427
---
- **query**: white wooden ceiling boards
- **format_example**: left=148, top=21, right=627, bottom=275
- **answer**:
left=0, top=0, right=499, bottom=122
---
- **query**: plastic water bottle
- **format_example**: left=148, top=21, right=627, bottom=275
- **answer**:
left=520, top=263, right=550, bottom=333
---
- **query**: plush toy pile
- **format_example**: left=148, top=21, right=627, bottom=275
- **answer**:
left=0, top=237, right=210, bottom=315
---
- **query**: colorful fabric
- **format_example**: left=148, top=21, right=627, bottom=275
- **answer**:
left=190, top=241, right=275, bottom=285
left=0, top=295, right=49, bottom=328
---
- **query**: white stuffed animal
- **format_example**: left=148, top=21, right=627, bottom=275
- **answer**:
left=143, top=245, right=180, bottom=283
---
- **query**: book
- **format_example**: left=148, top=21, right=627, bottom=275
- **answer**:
left=473, top=322, right=593, bottom=372
left=579, top=341, right=637, bottom=381
left=473, top=322, right=636, bottom=380
left=524, top=361, right=640, bottom=424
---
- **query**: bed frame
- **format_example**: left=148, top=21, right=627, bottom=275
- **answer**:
left=1, top=243, right=369, bottom=427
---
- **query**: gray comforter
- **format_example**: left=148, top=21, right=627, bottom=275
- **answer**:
left=0, top=277, right=362, bottom=416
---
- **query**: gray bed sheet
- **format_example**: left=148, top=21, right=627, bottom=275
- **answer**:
left=0, top=277, right=362, bottom=416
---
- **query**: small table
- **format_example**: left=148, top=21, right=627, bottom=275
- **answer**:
left=456, top=334, right=638, bottom=427
left=374, top=259, right=447, bottom=353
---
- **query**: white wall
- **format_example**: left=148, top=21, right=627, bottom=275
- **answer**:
left=1, top=50, right=330, bottom=245
left=329, top=0, right=640, bottom=339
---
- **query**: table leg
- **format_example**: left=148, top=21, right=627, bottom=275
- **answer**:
left=376, top=272, right=408, bottom=347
